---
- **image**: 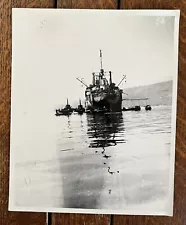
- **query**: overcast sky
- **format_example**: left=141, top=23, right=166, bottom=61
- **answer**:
left=13, top=9, right=175, bottom=109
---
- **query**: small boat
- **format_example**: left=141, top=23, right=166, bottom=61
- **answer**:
left=123, top=98, right=152, bottom=112
left=75, top=100, right=85, bottom=115
left=55, top=99, right=73, bottom=116
left=122, top=106, right=135, bottom=111
left=123, top=105, right=141, bottom=112
left=145, top=105, right=152, bottom=111
left=134, top=105, right=141, bottom=111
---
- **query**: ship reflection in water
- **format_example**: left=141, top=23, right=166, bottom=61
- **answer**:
left=87, top=113, right=125, bottom=149
left=59, top=112, right=126, bottom=209
left=59, top=107, right=171, bottom=210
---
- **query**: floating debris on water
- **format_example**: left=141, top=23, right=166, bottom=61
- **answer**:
left=101, top=148, right=105, bottom=154
left=108, top=167, right=115, bottom=175
left=103, top=154, right=111, bottom=159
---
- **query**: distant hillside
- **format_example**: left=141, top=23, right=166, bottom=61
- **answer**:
left=122, top=80, right=173, bottom=107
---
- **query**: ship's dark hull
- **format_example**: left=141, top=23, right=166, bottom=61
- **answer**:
left=86, top=94, right=122, bottom=113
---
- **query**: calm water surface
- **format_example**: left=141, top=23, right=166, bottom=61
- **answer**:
left=15, top=105, right=172, bottom=212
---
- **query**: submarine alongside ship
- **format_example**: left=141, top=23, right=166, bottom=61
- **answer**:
left=55, top=50, right=152, bottom=116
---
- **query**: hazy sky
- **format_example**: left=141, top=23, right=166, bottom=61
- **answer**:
left=13, top=9, right=176, bottom=109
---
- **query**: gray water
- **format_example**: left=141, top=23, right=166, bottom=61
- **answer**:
left=14, top=105, right=172, bottom=213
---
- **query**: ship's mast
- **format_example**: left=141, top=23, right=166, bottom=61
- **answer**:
left=100, top=50, right=103, bottom=70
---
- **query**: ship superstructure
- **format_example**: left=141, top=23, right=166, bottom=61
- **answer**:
left=77, top=50, right=125, bottom=113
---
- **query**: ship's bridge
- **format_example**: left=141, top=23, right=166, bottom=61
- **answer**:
left=93, top=71, right=109, bottom=88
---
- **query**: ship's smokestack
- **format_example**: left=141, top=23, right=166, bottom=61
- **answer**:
left=92, top=73, right=95, bottom=85
left=109, top=71, right=112, bottom=84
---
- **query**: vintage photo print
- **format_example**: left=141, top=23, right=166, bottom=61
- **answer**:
left=9, top=9, right=180, bottom=215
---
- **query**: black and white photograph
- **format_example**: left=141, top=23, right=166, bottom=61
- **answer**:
left=9, top=9, right=179, bottom=215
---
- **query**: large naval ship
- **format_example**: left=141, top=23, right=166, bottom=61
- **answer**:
left=77, top=50, right=126, bottom=113
left=54, top=50, right=151, bottom=116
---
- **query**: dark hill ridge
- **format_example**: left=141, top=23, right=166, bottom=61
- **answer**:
left=122, top=80, right=173, bottom=107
